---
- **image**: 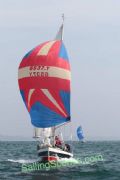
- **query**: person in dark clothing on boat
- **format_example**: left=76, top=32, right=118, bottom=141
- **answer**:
left=64, top=144, right=71, bottom=152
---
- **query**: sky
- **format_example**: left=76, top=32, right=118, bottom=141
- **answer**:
left=0, top=0, right=120, bottom=140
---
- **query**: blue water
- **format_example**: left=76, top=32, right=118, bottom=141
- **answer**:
left=0, top=141, right=120, bottom=180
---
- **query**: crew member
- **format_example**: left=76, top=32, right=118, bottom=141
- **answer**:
left=55, top=136, right=62, bottom=148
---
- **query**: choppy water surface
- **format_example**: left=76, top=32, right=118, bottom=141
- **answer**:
left=0, top=141, right=120, bottom=180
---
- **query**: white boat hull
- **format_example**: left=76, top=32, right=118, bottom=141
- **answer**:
left=38, top=146, right=73, bottom=162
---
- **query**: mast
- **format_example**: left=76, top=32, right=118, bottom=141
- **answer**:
left=61, top=13, right=64, bottom=41
left=55, top=13, right=65, bottom=41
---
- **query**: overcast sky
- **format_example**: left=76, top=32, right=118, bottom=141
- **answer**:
left=0, top=0, right=120, bottom=140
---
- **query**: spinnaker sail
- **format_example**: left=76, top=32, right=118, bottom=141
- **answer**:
left=18, top=22, right=71, bottom=129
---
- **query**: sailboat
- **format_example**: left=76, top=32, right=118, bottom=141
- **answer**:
left=18, top=15, right=73, bottom=162
left=77, top=126, right=85, bottom=143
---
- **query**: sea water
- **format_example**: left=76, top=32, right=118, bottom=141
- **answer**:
left=0, top=141, right=120, bottom=180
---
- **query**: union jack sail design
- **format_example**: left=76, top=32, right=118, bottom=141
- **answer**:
left=18, top=24, right=71, bottom=128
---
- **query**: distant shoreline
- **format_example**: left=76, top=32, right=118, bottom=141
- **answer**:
left=0, top=139, right=120, bottom=142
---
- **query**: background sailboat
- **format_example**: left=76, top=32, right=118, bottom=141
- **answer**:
left=77, top=126, right=85, bottom=142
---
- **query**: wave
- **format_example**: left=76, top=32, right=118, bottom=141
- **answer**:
left=7, top=159, right=38, bottom=164
left=58, top=157, right=79, bottom=164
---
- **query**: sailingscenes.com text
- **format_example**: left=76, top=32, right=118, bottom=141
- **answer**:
left=21, top=154, right=104, bottom=172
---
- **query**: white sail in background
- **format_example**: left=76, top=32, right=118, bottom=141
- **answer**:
left=33, top=127, right=55, bottom=138
left=43, top=128, right=55, bottom=138
left=33, top=127, right=42, bottom=138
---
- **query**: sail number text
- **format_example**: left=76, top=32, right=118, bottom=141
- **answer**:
left=29, top=66, right=49, bottom=77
